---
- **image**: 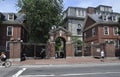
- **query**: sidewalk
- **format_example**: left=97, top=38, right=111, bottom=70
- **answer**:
left=12, top=57, right=120, bottom=66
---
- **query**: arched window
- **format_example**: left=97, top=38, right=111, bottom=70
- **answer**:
left=77, top=24, right=82, bottom=35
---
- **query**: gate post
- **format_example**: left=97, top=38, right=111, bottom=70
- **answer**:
left=66, top=42, right=74, bottom=57
left=49, top=42, right=55, bottom=57
left=9, top=40, right=23, bottom=61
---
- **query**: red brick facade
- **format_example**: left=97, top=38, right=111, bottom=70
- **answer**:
left=83, top=15, right=119, bottom=57
left=0, top=13, right=28, bottom=61
left=0, top=23, right=28, bottom=61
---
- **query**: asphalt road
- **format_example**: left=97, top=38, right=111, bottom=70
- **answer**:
left=0, top=63, right=120, bottom=77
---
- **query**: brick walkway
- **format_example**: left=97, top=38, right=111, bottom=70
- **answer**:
left=12, top=57, right=120, bottom=66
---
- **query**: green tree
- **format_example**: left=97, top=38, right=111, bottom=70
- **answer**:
left=17, top=0, right=63, bottom=43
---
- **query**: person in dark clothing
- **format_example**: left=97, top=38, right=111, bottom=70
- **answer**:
left=0, top=52, right=7, bottom=62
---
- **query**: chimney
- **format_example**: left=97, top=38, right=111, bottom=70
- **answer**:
left=87, top=7, right=95, bottom=14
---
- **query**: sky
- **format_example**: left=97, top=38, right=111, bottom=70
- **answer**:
left=0, top=0, right=120, bottom=13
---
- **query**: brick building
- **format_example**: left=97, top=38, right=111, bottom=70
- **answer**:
left=0, top=12, right=28, bottom=60
left=63, top=5, right=120, bottom=57
left=83, top=14, right=120, bottom=57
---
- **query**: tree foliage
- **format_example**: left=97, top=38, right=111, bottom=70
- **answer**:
left=17, top=0, right=63, bottom=43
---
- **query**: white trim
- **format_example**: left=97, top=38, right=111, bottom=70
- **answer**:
left=113, top=27, right=118, bottom=35
left=6, top=41, right=10, bottom=52
left=8, top=14, right=14, bottom=20
left=103, top=26, right=109, bottom=35
left=92, top=28, right=96, bottom=37
left=7, top=26, right=13, bottom=36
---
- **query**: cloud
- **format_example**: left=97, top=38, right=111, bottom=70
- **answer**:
left=64, top=0, right=120, bottom=12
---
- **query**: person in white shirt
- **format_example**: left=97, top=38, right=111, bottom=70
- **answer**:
left=101, top=50, right=105, bottom=62
left=0, top=52, right=7, bottom=62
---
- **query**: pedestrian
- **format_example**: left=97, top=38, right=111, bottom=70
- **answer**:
left=21, top=53, right=26, bottom=61
left=0, top=52, right=7, bottom=66
left=100, top=49, right=105, bottom=62
left=0, top=52, right=7, bottom=62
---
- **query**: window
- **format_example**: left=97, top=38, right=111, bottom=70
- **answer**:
left=6, top=41, right=10, bottom=52
left=7, top=26, right=13, bottom=36
left=77, top=41, right=82, bottom=51
left=92, top=28, right=96, bottom=36
left=77, top=24, right=82, bottom=35
left=77, top=29, right=81, bottom=35
left=114, top=40, right=119, bottom=48
left=84, top=33, right=86, bottom=39
left=78, top=9, right=81, bottom=16
left=113, top=27, right=118, bottom=35
left=104, top=26, right=109, bottom=35
left=77, top=9, right=84, bottom=16
left=103, top=15, right=107, bottom=21
left=81, top=10, right=84, bottom=16
left=100, top=6, right=104, bottom=11
left=78, top=24, right=81, bottom=29
left=112, top=16, right=117, bottom=21
left=8, top=14, right=14, bottom=20
left=77, top=46, right=82, bottom=51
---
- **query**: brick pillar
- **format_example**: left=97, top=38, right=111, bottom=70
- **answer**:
left=49, top=42, right=55, bottom=57
left=105, top=44, right=115, bottom=57
left=66, top=42, right=74, bottom=57
left=10, top=40, right=22, bottom=61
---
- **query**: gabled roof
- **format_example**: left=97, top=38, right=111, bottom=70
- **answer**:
left=83, top=14, right=119, bottom=32
left=0, top=12, right=26, bottom=25
left=88, top=14, right=118, bottom=24
left=49, top=26, right=71, bottom=36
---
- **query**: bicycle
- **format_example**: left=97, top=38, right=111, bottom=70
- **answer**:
left=0, top=59, right=12, bottom=68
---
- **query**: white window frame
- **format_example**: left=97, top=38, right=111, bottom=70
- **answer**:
left=92, top=28, right=96, bottom=37
left=6, top=41, right=10, bottom=52
left=78, top=24, right=81, bottom=29
left=8, top=14, right=14, bottom=20
left=103, top=15, right=108, bottom=21
left=114, top=40, right=119, bottom=48
left=84, top=33, right=86, bottom=39
left=112, top=16, right=116, bottom=21
left=77, top=9, right=85, bottom=17
left=77, top=29, right=82, bottom=35
left=104, top=26, right=109, bottom=35
left=100, top=6, right=104, bottom=11
left=7, top=26, right=13, bottom=36
left=113, top=27, right=118, bottom=35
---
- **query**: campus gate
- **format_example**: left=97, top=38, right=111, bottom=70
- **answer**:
left=48, top=27, right=74, bottom=58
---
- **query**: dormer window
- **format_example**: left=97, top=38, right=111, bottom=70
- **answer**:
left=112, top=16, right=117, bottom=21
left=102, top=15, right=108, bottom=21
left=77, top=9, right=85, bottom=17
left=8, top=14, right=14, bottom=20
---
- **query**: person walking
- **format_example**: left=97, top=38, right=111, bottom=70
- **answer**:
left=100, top=50, right=105, bottom=62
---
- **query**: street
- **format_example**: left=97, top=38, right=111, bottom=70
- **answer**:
left=0, top=63, right=120, bottom=77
